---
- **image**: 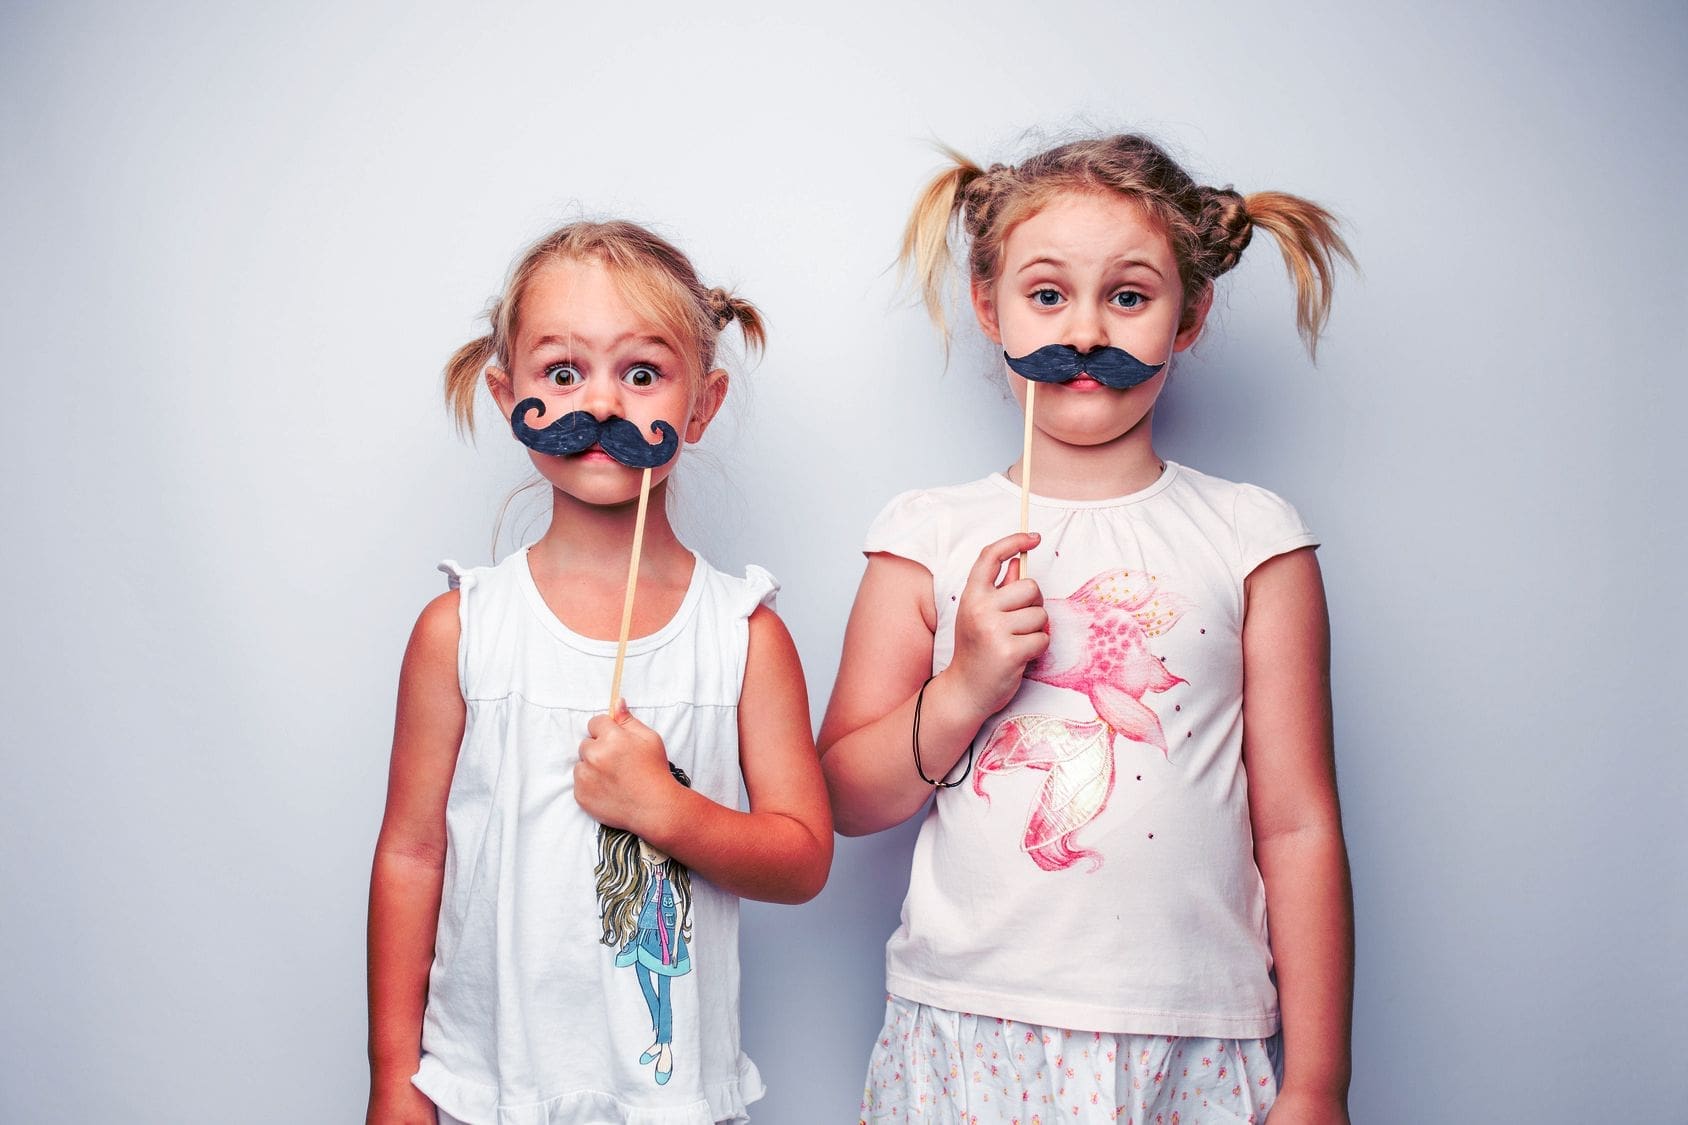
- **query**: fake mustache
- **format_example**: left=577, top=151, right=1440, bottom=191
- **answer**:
left=509, top=398, right=679, bottom=468
left=1003, top=344, right=1166, bottom=389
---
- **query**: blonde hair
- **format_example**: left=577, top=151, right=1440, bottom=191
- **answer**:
left=593, top=764, right=696, bottom=948
left=900, top=135, right=1353, bottom=356
left=445, top=220, right=767, bottom=434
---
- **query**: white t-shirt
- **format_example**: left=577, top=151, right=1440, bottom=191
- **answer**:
left=864, top=463, right=1318, bottom=1038
left=414, top=547, right=774, bottom=1125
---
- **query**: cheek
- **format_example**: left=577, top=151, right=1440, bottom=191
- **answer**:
left=1008, top=374, right=1029, bottom=409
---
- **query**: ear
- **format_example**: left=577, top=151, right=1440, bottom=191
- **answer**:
left=685, top=368, right=729, bottom=443
left=486, top=367, right=515, bottom=417
left=1174, top=283, right=1214, bottom=352
left=970, top=278, right=1002, bottom=345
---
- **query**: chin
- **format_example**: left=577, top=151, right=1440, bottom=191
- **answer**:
left=1042, top=420, right=1147, bottom=448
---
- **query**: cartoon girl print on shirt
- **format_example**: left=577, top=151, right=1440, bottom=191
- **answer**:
left=974, top=568, right=1189, bottom=872
left=594, top=763, right=694, bottom=1087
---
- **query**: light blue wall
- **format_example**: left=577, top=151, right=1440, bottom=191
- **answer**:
left=2, top=2, right=1683, bottom=1121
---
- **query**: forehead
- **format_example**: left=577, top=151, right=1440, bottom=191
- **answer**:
left=1001, top=191, right=1175, bottom=273
left=514, top=258, right=682, bottom=357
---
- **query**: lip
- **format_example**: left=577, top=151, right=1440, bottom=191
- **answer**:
left=1063, top=374, right=1108, bottom=391
left=576, top=446, right=616, bottom=462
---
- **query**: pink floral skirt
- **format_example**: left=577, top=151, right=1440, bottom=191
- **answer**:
left=859, top=994, right=1281, bottom=1124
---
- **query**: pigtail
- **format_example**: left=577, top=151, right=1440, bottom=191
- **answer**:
left=444, top=330, right=497, bottom=437
left=704, top=286, right=767, bottom=360
left=1239, top=191, right=1354, bottom=358
left=898, top=146, right=988, bottom=338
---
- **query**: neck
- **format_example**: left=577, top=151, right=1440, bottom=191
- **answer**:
left=1008, top=409, right=1165, bottom=501
left=528, top=477, right=691, bottom=582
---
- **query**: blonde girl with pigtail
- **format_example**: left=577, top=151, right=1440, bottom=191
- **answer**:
left=368, top=221, right=832, bottom=1125
left=821, top=135, right=1355, bottom=1123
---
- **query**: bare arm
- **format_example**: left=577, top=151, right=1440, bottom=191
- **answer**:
left=575, top=606, right=833, bottom=904
left=366, top=593, right=465, bottom=1123
left=818, top=532, right=1047, bottom=836
left=1242, top=548, right=1353, bottom=1123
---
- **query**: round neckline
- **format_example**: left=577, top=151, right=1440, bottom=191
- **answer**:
left=515, top=544, right=707, bottom=655
left=987, top=460, right=1181, bottom=509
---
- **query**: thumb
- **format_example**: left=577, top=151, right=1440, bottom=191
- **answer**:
left=613, top=697, right=633, bottom=724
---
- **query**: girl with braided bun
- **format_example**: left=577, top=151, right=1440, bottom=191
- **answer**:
left=821, top=135, right=1355, bottom=1123
left=368, top=220, right=831, bottom=1125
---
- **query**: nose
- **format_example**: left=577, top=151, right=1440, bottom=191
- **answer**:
left=580, top=369, right=624, bottom=420
left=1065, top=302, right=1108, bottom=354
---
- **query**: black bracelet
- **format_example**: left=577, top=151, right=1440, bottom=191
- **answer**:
left=912, top=675, right=973, bottom=788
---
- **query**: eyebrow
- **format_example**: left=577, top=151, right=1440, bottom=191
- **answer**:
left=527, top=333, right=679, bottom=357
left=1015, top=256, right=1165, bottom=280
left=1016, top=256, right=1068, bottom=275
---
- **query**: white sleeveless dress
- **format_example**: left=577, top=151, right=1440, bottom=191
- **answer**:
left=413, top=546, right=774, bottom=1125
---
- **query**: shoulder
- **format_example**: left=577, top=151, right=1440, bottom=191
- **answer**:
left=1161, top=462, right=1267, bottom=503
left=865, top=476, right=1007, bottom=567
left=747, top=603, right=798, bottom=657
left=404, top=590, right=461, bottom=671
left=1166, top=464, right=1319, bottom=578
left=871, top=476, right=1005, bottom=523
left=1165, top=464, right=1309, bottom=530
left=698, top=558, right=780, bottom=620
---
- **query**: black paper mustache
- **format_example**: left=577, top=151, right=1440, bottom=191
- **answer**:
left=509, top=398, right=679, bottom=468
left=1003, top=344, right=1166, bottom=389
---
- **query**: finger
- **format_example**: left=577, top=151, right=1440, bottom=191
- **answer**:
left=613, top=698, right=633, bottom=724
left=994, top=576, right=1044, bottom=611
left=1003, top=605, right=1049, bottom=637
left=1017, top=630, right=1051, bottom=663
left=966, top=532, right=1040, bottom=591
left=586, top=713, right=614, bottom=739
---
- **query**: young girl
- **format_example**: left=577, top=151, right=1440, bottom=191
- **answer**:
left=368, top=221, right=833, bottom=1125
left=821, top=135, right=1355, bottom=1124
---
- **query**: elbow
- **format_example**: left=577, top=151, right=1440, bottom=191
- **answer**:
left=776, top=835, right=834, bottom=905
left=832, top=810, right=880, bottom=838
left=822, top=767, right=896, bottom=838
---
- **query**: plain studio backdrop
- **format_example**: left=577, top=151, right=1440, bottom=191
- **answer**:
left=2, top=1, right=1683, bottom=1121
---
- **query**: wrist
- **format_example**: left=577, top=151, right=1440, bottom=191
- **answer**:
left=368, top=1036, right=421, bottom=1083
left=369, top=1060, right=419, bottom=1089
left=1278, top=1073, right=1351, bottom=1103
left=907, top=669, right=992, bottom=786
left=932, top=665, right=998, bottom=729
left=631, top=780, right=696, bottom=854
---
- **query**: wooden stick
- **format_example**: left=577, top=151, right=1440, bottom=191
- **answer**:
left=1017, top=381, right=1036, bottom=570
left=608, top=466, right=653, bottom=713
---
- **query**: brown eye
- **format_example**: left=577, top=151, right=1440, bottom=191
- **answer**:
left=545, top=363, right=581, bottom=387
left=623, top=364, right=660, bottom=388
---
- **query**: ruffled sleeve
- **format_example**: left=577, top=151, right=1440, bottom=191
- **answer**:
left=737, top=563, right=779, bottom=617
left=437, top=559, right=474, bottom=592
left=1231, top=485, right=1320, bottom=578
left=862, top=489, right=943, bottom=573
left=436, top=560, right=476, bottom=696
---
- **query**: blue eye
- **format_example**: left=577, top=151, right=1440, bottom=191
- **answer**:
left=1111, top=290, right=1145, bottom=309
left=623, top=364, right=661, bottom=388
left=1031, top=288, right=1063, bottom=308
left=545, top=363, right=581, bottom=387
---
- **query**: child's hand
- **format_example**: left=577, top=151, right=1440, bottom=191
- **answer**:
left=947, top=531, right=1049, bottom=719
left=575, top=700, right=681, bottom=835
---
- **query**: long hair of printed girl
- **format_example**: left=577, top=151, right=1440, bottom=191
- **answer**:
left=593, top=762, right=695, bottom=947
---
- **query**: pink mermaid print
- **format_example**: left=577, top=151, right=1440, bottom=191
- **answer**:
left=974, top=567, right=1188, bottom=872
